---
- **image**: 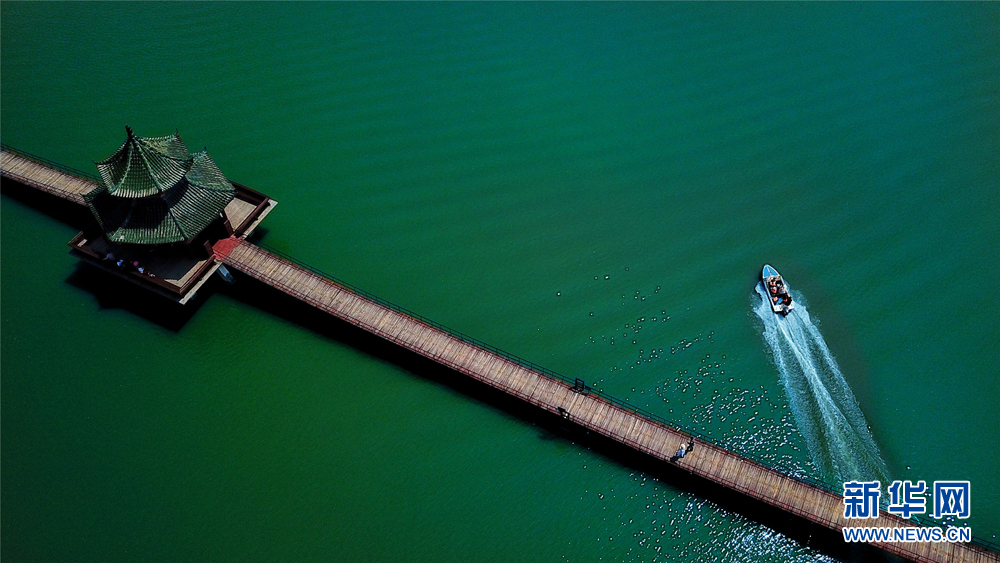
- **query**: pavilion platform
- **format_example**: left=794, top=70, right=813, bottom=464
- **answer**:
left=68, top=183, right=276, bottom=304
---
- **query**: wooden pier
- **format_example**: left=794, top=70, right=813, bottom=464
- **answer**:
left=217, top=240, right=997, bottom=563
left=1, top=149, right=98, bottom=204
left=4, top=147, right=998, bottom=563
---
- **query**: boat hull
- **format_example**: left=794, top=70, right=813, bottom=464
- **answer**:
left=761, top=264, right=794, bottom=316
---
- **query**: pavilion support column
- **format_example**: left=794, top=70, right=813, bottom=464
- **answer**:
left=221, top=211, right=235, bottom=236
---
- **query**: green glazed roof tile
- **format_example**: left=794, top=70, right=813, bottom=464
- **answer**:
left=86, top=128, right=236, bottom=245
left=96, top=126, right=192, bottom=198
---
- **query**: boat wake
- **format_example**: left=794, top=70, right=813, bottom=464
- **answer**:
left=753, top=283, right=889, bottom=486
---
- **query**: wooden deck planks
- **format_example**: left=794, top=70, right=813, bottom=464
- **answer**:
left=215, top=240, right=997, bottom=563
left=1, top=151, right=98, bottom=205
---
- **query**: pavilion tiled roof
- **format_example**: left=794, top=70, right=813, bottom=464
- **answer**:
left=87, top=127, right=235, bottom=245
left=96, top=126, right=193, bottom=198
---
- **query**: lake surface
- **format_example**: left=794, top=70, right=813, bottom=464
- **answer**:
left=2, top=3, right=998, bottom=562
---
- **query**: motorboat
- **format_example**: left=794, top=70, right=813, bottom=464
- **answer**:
left=762, top=264, right=794, bottom=316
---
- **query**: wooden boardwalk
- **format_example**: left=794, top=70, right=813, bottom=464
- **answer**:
left=220, top=239, right=998, bottom=563
left=4, top=150, right=997, bottom=563
left=1, top=149, right=98, bottom=204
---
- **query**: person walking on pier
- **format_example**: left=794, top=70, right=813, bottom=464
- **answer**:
left=674, top=443, right=687, bottom=460
left=672, top=438, right=696, bottom=462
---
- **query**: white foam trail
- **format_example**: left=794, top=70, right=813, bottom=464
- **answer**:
left=754, top=283, right=889, bottom=485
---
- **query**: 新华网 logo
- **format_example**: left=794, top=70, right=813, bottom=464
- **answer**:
left=842, top=480, right=971, bottom=520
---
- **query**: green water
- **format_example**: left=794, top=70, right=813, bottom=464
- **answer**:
left=2, top=3, right=998, bottom=561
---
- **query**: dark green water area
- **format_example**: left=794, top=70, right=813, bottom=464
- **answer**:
left=2, top=3, right=997, bottom=562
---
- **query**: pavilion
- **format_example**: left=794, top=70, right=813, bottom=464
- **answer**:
left=69, top=126, right=276, bottom=303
